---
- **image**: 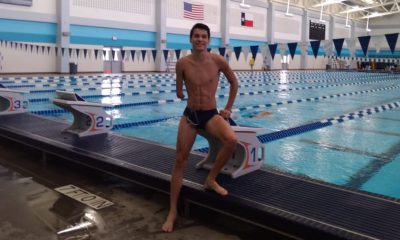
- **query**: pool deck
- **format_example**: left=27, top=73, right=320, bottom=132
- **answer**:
left=1, top=113, right=400, bottom=240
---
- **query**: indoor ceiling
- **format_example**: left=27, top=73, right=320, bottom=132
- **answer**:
left=273, top=0, right=400, bottom=20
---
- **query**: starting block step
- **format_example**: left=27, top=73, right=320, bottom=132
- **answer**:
left=52, top=90, right=113, bottom=137
left=197, top=121, right=265, bottom=178
left=0, top=84, right=28, bottom=115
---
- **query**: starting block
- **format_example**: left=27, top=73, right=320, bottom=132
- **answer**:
left=0, top=84, right=28, bottom=115
left=52, top=90, right=113, bottom=137
left=196, top=121, right=265, bottom=178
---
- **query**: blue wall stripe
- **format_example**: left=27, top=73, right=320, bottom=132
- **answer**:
left=166, top=33, right=221, bottom=49
left=229, top=39, right=266, bottom=47
left=368, top=49, right=400, bottom=58
left=70, top=25, right=156, bottom=47
left=0, top=18, right=56, bottom=43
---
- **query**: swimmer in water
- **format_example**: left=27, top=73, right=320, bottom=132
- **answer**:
left=246, top=111, right=272, bottom=119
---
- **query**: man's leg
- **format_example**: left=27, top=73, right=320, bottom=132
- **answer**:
left=162, top=117, right=197, bottom=232
left=203, top=115, right=237, bottom=195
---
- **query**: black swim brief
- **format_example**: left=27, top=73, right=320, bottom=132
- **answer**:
left=183, top=107, right=218, bottom=129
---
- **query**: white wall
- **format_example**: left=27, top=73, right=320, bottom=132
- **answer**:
left=70, top=44, right=103, bottom=73
left=271, top=56, right=282, bottom=70
left=306, top=55, right=327, bottom=70
left=371, top=13, right=400, bottom=27
left=288, top=55, right=301, bottom=69
left=0, top=0, right=55, bottom=15
left=70, top=0, right=156, bottom=26
left=355, top=22, right=369, bottom=37
left=274, top=11, right=302, bottom=42
left=0, top=42, right=104, bottom=73
left=368, top=14, right=400, bottom=36
left=122, top=48, right=156, bottom=72
left=0, top=42, right=55, bottom=73
left=334, top=23, right=351, bottom=39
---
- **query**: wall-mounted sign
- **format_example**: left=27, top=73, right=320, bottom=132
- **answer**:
left=309, top=20, right=326, bottom=40
left=0, top=0, right=32, bottom=6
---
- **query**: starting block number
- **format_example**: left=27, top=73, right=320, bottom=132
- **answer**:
left=85, top=114, right=106, bottom=130
left=0, top=89, right=28, bottom=115
left=9, top=98, right=28, bottom=111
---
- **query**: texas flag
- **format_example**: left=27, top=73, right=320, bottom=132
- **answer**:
left=241, top=12, right=253, bottom=27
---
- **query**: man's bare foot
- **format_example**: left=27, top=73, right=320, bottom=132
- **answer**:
left=204, top=180, right=228, bottom=196
left=162, top=211, right=176, bottom=233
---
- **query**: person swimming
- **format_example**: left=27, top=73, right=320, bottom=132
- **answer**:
left=244, top=111, right=272, bottom=119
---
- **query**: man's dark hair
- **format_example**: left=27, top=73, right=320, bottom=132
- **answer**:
left=190, top=23, right=210, bottom=39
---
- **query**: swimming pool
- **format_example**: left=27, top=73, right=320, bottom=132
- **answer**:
left=1, top=70, right=400, bottom=199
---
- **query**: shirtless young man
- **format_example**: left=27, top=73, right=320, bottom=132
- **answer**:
left=162, top=23, right=238, bottom=233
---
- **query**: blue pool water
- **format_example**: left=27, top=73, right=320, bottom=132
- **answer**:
left=1, top=70, right=400, bottom=199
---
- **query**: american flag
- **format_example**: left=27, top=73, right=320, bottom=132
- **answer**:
left=183, top=2, right=204, bottom=20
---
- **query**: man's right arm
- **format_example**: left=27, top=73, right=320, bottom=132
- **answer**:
left=219, top=57, right=238, bottom=112
left=175, top=60, right=185, bottom=99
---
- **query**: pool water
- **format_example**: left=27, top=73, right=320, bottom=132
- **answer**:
left=1, top=70, right=400, bottom=199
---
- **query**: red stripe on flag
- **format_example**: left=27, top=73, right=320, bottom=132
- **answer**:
left=244, top=20, right=253, bottom=27
left=183, top=2, right=204, bottom=20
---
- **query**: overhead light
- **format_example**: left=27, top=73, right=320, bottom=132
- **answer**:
left=366, top=17, right=371, bottom=32
left=239, top=0, right=250, bottom=9
left=341, top=5, right=370, bottom=14
left=359, top=10, right=400, bottom=19
left=285, top=0, right=293, bottom=17
left=345, top=11, right=351, bottom=28
left=319, top=4, right=326, bottom=22
left=340, top=1, right=399, bottom=14
left=313, top=0, right=345, bottom=8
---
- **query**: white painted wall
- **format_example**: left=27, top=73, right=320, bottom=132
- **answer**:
left=371, top=13, right=400, bottom=26
left=306, top=55, right=327, bottom=70
left=334, top=23, right=351, bottom=39
left=274, top=11, right=302, bottom=42
left=70, top=44, right=103, bottom=73
left=70, top=0, right=156, bottom=26
left=288, top=55, right=301, bottom=69
left=0, top=42, right=55, bottom=73
left=0, top=42, right=103, bottom=73
left=271, top=56, right=282, bottom=70
left=122, top=48, right=156, bottom=72
left=368, top=14, right=400, bottom=36
left=0, top=0, right=55, bottom=15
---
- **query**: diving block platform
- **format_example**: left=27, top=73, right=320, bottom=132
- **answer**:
left=197, top=124, right=265, bottom=178
left=0, top=84, right=28, bottom=115
left=52, top=90, right=113, bottom=137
